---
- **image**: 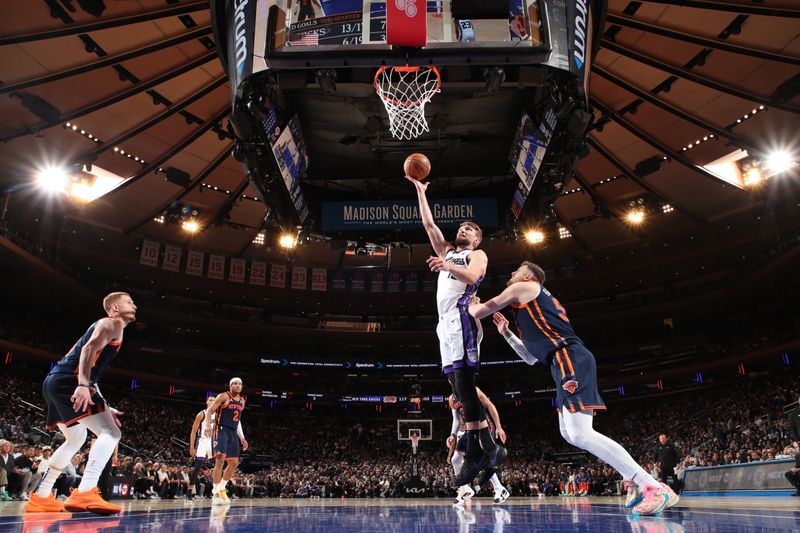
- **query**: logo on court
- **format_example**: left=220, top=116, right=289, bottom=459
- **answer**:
left=395, top=0, right=418, bottom=17
left=562, top=380, right=579, bottom=394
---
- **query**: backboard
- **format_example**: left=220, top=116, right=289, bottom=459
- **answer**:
left=397, top=418, right=433, bottom=441
left=252, top=0, right=548, bottom=69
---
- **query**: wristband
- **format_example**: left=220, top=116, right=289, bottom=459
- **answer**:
left=78, top=384, right=92, bottom=388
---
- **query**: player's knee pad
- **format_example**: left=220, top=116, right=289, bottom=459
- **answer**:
left=453, top=368, right=480, bottom=422
left=451, top=452, right=464, bottom=474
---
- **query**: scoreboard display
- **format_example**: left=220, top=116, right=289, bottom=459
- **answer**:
left=288, top=12, right=386, bottom=46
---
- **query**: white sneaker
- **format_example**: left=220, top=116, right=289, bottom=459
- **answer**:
left=660, top=482, right=680, bottom=509
left=453, top=485, right=475, bottom=506
left=493, top=487, right=510, bottom=504
left=21, top=493, right=29, bottom=501
left=219, top=488, right=231, bottom=505
left=211, top=493, right=223, bottom=506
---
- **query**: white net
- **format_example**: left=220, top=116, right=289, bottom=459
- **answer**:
left=410, top=434, right=420, bottom=454
left=374, top=66, right=441, bottom=140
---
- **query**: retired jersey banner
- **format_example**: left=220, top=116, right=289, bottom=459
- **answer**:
left=321, top=198, right=497, bottom=231
left=403, top=271, right=420, bottom=292
left=162, top=245, right=181, bottom=272
left=139, top=240, right=159, bottom=267
left=229, top=258, right=246, bottom=283
left=350, top=271, right=366, bottom=292
left=370, top=271, right=385, bottom=293
left=292, top=266, right=307, bottom=290
left=311, top=268, right=327, bottom=291
left=270, top=264, right=286, bottom=288
left=250, top=261, right=266, bottom=286
left=387, top=272, right=402, bottom=292
left=208, top=255, right=225, bottom=280
left=331, top=270, right=347, bottom=291
left=186, top=251, right=204, bottom=276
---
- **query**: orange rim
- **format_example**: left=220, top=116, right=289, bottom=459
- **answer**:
left=374, top=66, right=441, bottom=108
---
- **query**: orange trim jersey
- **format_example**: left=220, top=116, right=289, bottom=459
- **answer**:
left=215, top=392, right=245, bottom=431
left=48, top=321, right=122, bottom=384
left=511, top=284, right=583, bottom=366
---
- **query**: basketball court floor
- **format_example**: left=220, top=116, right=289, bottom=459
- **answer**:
left=1, top=496, right=798, bottom=532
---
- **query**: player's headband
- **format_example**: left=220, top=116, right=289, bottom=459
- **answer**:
left=229, top=377, right=242, bottom=386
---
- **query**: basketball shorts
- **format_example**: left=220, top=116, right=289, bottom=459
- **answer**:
left=196, top=436, right=213, bottom=459
left=213, top=426, right=240, bottom=459
left=437, top=308, right=483, bottom=374
left=42, top=373, right=107, bottom=430
left=455, top=430, right=467, bottom=453
left=549, top=344, right=606, bottom=414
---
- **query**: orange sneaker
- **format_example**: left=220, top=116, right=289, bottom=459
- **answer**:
left=24, top=491, right=67, bottom=513
left=63, top=487, right=122, bottom=515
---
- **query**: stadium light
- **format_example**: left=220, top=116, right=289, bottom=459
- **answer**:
left=625, top=209, right=646, bottom=225
left=182, top=220, right=200, bottom=233
left=524, top=229, right=545, bottom=245
left=279, top=233, right=298, bottom=249
left=764, top=150, right=794, bottom=174
left=35, top=166, right=70, bottom=193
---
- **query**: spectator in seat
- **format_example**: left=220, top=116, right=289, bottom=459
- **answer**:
left=0, top=440, right=12, bottom=500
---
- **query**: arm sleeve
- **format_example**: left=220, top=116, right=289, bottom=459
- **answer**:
left=450, top=409, right=461, bottom=436
left=502, top=330, right=538, bottom=365
left=237, top=421, right=245, bottom=440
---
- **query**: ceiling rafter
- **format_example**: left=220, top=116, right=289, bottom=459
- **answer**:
left=587, top=135, right=704, bottom=222
left=634, top=0, right=800, bottom=18
left=1, top=52, right=218, bottom=144
left=591, top=97, right=752, bottom=197
left=592, top=67, right=757, bottom=153
left=0, top=26, right=213, bottom=95
left=600, top=40, right=800, bottom=115
left=0, top=1, right=210, bottom=46
left=606, top=13, right=800, bottom=66
left=124, top=144, right=233, bottom=234
left=74, top=76, right=227, bottom=166
left=101, top=106, right=230, bottom=201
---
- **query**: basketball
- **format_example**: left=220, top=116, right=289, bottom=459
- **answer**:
left=404, top=153, right=431, bottom=181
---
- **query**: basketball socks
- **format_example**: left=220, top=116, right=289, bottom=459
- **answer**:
left=36, top=424, right=86, bottom=498
left=34, top=466, right=64, bottom=498
left=78, top=432, right=119, bottom=492
left=220, top=479, right=228, bottom=491
left=560, top=410, right=659, bottom=488
left=490, top=474, right=504, bottom=494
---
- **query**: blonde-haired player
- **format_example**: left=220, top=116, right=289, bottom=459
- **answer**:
left=25, top=292, right=135, bottom=515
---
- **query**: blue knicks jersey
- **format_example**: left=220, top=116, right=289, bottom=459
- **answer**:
left=511, top=283, right=583, bottom=365
left=49, top=321, right=122, bottom=384
left=216, top=393, right=245, bottom=430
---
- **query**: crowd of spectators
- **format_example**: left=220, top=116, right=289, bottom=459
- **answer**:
left=1, top=364, right=797, bottom=501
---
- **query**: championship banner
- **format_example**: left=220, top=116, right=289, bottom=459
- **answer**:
left=208, top=255, right=226, bottom=280
left=270, top=264, right=286, bottom=288
left=311, top=268, right=327, bottom=291
left=250, top=261, right=266, bottom=286
left=186, top=251, right=204, bottom=277
left=291, top=266, right=307, bottom=290
left=370, top=271, right=385, bottom=293
left=162, top=245, right=181, bottom=272
left=350, top=271, right=366, bottom=292
left=322, top=198, right=498, bottom=231
left=387, top=272, right=402, bottom=292
left=229, top=258, right=246, bottom=283
left=139, top=240, right=159, bottom=267
left=331, top=270, right=347, bottom=291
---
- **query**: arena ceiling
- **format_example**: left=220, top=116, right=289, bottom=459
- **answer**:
left=0, top=0, right=798, bottom=263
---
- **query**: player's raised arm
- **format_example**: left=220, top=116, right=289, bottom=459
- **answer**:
left=406, top=176, right=451, bottom=257
left=468, top=281, right=540, bottom=320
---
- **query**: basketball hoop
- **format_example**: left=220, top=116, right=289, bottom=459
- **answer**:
left=410, top=433, right=421, bottom=454
left=374, top=66, right=441, bottom=140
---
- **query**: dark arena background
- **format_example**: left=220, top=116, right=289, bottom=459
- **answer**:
left=1, top=0, right=799, bottom=531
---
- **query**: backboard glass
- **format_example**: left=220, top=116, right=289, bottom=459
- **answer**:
left=397, top=419, right=433, bottom=441
left=254, top=0, right=548, bottom=69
